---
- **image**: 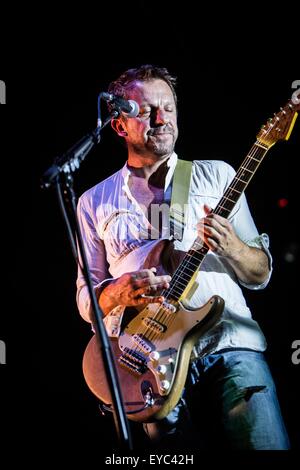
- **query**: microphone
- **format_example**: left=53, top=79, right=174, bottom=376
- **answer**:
left=100, top=92, right=139, bottom=117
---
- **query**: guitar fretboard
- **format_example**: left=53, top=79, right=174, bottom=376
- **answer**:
left=166, top=141, right=269, bottom=302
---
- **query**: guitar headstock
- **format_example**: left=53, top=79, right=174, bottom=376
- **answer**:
left=257, top=90, right=300, bottom=148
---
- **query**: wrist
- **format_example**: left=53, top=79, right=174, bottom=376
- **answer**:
left=98, top=280, right=118, bottom=315
left=228, top=240, right=249, bottom=263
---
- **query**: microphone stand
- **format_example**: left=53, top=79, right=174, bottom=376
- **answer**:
left=41, top=112, right=133, bottom=451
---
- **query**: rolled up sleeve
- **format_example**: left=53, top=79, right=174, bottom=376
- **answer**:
left=225, top=162, right=273, bottom=291
left=239, top=233, right=273, bottom=290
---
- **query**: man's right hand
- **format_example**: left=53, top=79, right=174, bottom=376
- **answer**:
left=99, top=267, right=171, bottom=316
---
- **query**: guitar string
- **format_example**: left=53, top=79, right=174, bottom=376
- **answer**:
left=126, top=145, right=268, bottom=359
left=126, top=120, right=277, bottom=359
left=146, top=144, right=268, bottom=334
left=160, top=138, right=271, bottom=304
left=127, top=142, right=270, bottom=358
left=147, top=101, right=293, bottom=335
left=151, top=143, right=268, bottom=319
left=130, top=106, right=297, bottom=372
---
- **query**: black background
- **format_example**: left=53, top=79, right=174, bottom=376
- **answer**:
left=1, top=2, right=299, bottom=465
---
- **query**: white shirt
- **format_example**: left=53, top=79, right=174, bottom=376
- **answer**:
left=76, top=153, right=272, bottom=356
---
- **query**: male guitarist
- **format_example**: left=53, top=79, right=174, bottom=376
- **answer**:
left=76, top=65, right=289, bottom=449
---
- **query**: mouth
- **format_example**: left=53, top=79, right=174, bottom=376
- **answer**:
left=150, top=132, right=173, bottom=137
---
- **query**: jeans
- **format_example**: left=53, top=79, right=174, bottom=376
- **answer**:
left=143, top=349, right=290, bottom=450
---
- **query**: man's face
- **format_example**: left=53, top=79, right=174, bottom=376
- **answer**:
left=117, top=79, right=178, bottom=157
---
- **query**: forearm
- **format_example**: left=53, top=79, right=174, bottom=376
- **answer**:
left=227, top=242, right=270, bottom=285
left=98, top=282, right=119, bottom=316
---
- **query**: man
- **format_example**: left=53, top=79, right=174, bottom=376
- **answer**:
left=76, top=65, right=289, bottom=449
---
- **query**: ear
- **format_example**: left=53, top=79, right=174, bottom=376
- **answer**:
left=111, top=118, right=128, bottom=137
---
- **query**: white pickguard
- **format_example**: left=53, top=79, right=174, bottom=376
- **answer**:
left=118, top=299, right=217, bottom=395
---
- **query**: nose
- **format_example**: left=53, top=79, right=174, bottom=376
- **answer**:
left=154, top=108, right=169, bottom=125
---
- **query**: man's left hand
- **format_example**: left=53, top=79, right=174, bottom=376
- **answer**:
left=197, top=204, right=244, bottom=261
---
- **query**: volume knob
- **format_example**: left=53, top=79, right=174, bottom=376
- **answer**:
left=157, top=364, right=167, bottom=374
left=149, top=351, right=160, bottom=361
left=160, top=380, right=170, bottom=391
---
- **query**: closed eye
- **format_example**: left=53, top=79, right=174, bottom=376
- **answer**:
left=138, top=107, right=151, bottom=117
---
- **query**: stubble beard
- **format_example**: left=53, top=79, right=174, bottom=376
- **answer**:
left=133, top=135, right=176, bottom=158
left=148, top=140, right=175, bottom=156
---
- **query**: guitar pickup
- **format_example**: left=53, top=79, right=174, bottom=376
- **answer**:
left=143, top=317, right=167, bottom=333
left=161, top=301, right=177, bottom=314
left=132, top=334, right=153, bottom=354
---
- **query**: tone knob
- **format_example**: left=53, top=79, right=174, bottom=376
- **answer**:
left=160, top=380, right=170, bottom=391
left=149, top=351, right=160, bottom=361
left=157, top=364, right=167, bottom=374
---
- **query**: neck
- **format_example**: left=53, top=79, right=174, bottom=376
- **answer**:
left=127, top=153, right=172, bottom=180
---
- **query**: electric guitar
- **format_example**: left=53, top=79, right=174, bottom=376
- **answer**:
left=83, top=92, right=299, bottom=422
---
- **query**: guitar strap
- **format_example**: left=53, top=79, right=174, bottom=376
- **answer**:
left=170, top=158, right=193, bottom=240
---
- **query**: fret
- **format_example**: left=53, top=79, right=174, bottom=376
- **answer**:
left=217, top=204, right=231, bottom=213
left=168, top=287, right=183, bottom=299
left=181, top=265, right=195, bottom=275
left=229, top=187, right=242, bottom=194
left=186, top=249, right=202, bottom=259
left=184, top=252, right=207, bottom=267
left=240, top=166, right=254, bottom=174
left=175, top=272, right=193, bottom=284
left=234, top=176, right=248, bottom=184
left=177, top=263, right=197, bottom=276
left=182, top=260, right=202, bottom=272
left=170, top=278, right=186, bottom=289
left=223, top=195, right=236, bottom=204
left=191, top=249, right=206, bottom=259
left=181, top=266, right=199, bottom=279
left=248, top=152, right=264, bottom=162
left=169, top=279, right=184, bottom=290
left=255, top=141, right=269, bottom=150
left=247, top=155, right=261, bottom=162
left=173, top=275, right=189, bottom=285
left=192, top=244, right=208, bottom=255
left=241, top=158, right=261, bottom=173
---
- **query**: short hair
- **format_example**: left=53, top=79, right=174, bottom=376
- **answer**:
left=108, top=64, right=177, bottom=107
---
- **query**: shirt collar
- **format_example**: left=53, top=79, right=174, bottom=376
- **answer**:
left=121, top=152, right=178, bottom=193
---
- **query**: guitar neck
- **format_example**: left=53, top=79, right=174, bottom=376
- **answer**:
left=166, top=141, right=270, bottom=302
left=164, top=95, right=300, bottom=303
